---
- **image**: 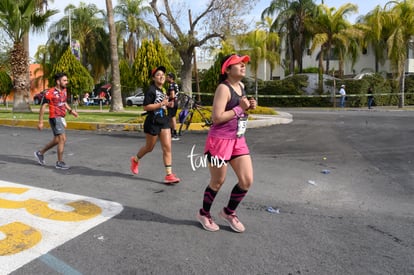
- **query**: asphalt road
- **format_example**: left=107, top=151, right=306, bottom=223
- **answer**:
left=1, top=109, right=413, bottom=275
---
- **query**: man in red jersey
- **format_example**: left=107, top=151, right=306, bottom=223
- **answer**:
left=34, top=72, right=78, bottom=169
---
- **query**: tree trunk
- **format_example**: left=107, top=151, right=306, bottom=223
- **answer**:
left=298, top=32, right=304, bottom=73
left=318, top=46, right=324, bottom=92
left=180, top=53, right=193, bottom=96
left=325, top=48, right=330, bottom=75
left=106, top=0, right=124, bottom=112
left=11, top=42, right=32, bottom=113
left=338, top=59, right=344, bottom=78
left=287, top=36, right=294, bottom=74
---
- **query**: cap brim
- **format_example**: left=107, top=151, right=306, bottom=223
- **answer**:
left=151, top=66, right=166, bottom=76
left=221, top=55, right=250, bottom=74
left=229, top=55, right=250, bottom=66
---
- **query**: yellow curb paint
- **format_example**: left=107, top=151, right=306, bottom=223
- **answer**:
left=1, top=114, right=287, bottom=131
left=0, top=118, right=208, bottom=132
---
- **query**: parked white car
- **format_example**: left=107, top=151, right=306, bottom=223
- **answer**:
left=126, top=92, right=144, bottom=106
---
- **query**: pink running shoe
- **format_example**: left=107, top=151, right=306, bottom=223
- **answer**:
left=164, top=173, right=180, bottom=184
left=196, top=212, right=219, bottom=232
left=219, top=208, right=245, bottom=233
left=130, top=156, right=139, bottom=174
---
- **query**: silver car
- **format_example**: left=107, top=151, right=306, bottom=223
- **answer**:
left=126, top=92, right=144, bottom=106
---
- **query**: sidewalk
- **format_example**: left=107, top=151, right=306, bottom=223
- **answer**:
left=0, top=107, right=293, bottom=131
left=2, top=105, right=412, bottom=131
left=277, top=105, right=414, bottom=112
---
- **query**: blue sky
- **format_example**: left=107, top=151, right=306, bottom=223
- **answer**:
left=29, top=0, right=390, bottom=58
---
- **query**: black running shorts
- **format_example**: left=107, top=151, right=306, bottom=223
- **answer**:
left=144, top=115, right=170, bottom=136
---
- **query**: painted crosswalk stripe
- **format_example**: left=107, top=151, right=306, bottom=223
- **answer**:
left=0, top=180, right=123, bottom=274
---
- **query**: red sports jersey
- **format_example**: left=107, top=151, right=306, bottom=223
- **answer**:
left=43, top=87, right=67, bottom=118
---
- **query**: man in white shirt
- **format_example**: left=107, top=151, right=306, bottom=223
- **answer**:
left=339, top=84, right=346, bottom=107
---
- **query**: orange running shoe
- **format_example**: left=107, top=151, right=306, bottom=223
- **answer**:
left=130, top=156, right=139, bottom=174
left=164, top=173, right=180, bottom=184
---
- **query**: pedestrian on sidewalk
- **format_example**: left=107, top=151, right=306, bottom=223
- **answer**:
left=166, top=72, right=180, bottom=140
left=339, top=84, right=346, bottom=108
left=367, top=86, right=374, bottom=109
left=196, top=54, right=257, bottom=233
left=34, top=72, right=78, bottom=169
left=130, top=66, right=180, bottom=184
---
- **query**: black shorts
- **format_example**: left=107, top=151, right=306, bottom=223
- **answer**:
left=167, top=102, right=178, bottom=118
left=49, top=117, right=66, bottom=136
left=167, top=107, right=178, bottom=118
left=144, top=115, right=170, bottom=136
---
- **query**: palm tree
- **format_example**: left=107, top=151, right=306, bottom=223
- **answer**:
left=114, top=0, right=153, bottom=64
left=0, top=0, right=57, bottom=112
left=238, top=29, right=279, bottom=103
left=35, top=0, right=53, bottom=13
left=360, top=5, right=388, bottom=73
left=33, top=45, right=52, bottom=90
left=32, top=0, right=54, bottom=92
left=257, top=17, right=281, bottom=80
left=106, top=0, right=123, bottom=112
left=306, top=3, right=358, bottom=77
left=383, top=0, right=414, bottom=108
left=262, top=0, right=316, bottom=74
left=49, top=3, right=110, bottom=82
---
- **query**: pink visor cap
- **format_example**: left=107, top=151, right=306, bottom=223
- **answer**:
left=221, top=55, right=250, bottom=74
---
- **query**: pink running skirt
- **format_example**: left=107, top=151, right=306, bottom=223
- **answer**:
left=204, top=136, right=250, bottom=162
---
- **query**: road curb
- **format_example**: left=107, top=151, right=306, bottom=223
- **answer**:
left=248, top=112, right=292, bottom=128
left=0, top=112, right=292, bottom=132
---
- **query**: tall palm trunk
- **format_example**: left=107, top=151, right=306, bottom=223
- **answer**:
left=287, top=35, right=294, bottom=74
left=318, top=46, right=324, bottom=91
left=106, top=0, right=124, bottom=112
left=11, top=42, right=32, bottom=112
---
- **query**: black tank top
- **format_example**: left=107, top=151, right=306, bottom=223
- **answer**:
left=222, top=81, right=246, bottom=111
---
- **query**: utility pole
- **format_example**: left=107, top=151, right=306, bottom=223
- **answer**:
left=189, top=9, right=201, bottom=102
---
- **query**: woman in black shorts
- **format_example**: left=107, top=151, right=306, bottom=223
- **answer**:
left=130, top=66, right=180, bottom=184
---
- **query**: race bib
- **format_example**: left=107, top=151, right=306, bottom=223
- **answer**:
left=236, top=116, right=248, bottom=138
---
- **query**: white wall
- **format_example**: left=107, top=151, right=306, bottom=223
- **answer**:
left=197, top=43, right=414, bottom=81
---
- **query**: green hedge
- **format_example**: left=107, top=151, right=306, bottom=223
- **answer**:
left=196, top=73, right=414, bottom=108
left=325, top=74, right=405, bottom=107
left=257, top=74, right=413, bottom=107
left=258, top=75, right=331, bottom=107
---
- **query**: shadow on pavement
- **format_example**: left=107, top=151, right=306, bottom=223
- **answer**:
left=114, top=205, right=199, bottom=228
left=0, top=154, right=167, bottom=185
